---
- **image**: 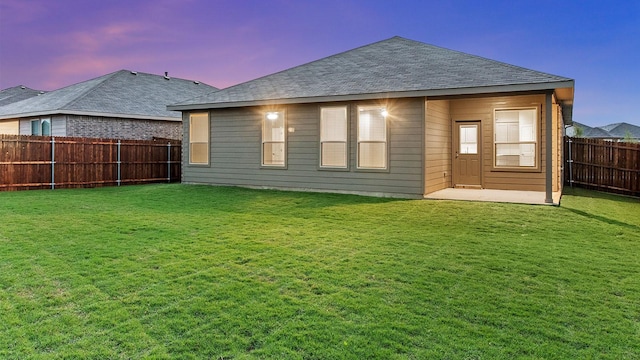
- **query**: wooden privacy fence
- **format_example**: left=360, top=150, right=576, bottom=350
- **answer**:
left=0, top=135, right=181, bottom=191
left=565, top=136, right=640, bottom=197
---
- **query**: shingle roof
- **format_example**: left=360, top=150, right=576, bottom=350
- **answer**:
left=599, top=122, right=640, bottom=139
left=0, top=70, right=218, bottom=120
left=0, top=86, right=46, bottom=106
left=586, top=127, right=618, bottom=138
left=170, top=36, right=574, bottom=110
left=567, top=121, right=640, bottom=139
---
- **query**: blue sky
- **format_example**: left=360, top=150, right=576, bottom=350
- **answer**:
left=1, top=0, right=638, bottom=126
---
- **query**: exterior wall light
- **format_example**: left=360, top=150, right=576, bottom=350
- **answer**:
left=381, top=109, right=389, bottom=117
left=267, top=112, right=279, bottom=120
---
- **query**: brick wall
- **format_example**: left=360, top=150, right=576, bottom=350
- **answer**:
left=66, top=115, right=182, bottom=140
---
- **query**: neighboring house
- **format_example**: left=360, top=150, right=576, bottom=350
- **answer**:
left=567, top=121, right=640, bottom=141
left=599, top=122, right=640, bottom=141
left=169, top=36, right=574, bottom=202
left=0, top=86, right=46, bottom=133
left=0, top=70, right=217, bottom=140
left=0, top=85, right=46, bottom=106
left=566, top=121, right=619, bottom=140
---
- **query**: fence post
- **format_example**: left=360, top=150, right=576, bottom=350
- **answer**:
left=567, top=137, right=573, bottom=187
left=51, top=137, right=55, bottom=190
left=117, top=140, right=121, bottom=186
left=167, top=142, right=171, bottom=183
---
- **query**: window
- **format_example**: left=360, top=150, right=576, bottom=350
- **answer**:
left=30, top=118, right=51, bottom=136
left=262, top=111, right=285, bottom=167
left=189, top=113, right=209, bottom=165
left=357, top=106, right=387, bottom=169
left=320, top=106, right=348, bottom=168
left=459, top=125, right=478, bottom=154
left=494, top=108, right=537, bottom=168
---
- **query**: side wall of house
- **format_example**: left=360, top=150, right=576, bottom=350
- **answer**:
left=182, top=98, right=425, bottom=198
left=449, top=94, right=550, bottom=192
left=66, top=115, right=182, bottom=140
left=0, top=120, right=19, bottom=134
left=424, top=99, right=451, bottom=194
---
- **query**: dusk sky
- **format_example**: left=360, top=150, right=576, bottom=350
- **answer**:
left=1, top=0, right=638, bottom=127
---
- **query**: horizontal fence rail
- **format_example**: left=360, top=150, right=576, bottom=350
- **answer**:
left=0, top=135, right=181, bottom=191
left=565, top=136, right=640, bottom=197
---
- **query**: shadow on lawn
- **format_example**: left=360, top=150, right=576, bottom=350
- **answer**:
left=562, top=207, right=640, bottom=232
left=562, top=187, right=640, bottom=231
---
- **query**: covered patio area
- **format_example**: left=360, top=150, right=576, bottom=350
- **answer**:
left=425, top=188, right=562, bottom=206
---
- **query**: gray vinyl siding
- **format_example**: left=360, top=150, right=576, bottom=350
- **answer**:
left=19, top=120, right=30, bottom=135
left=183, top=98, right=425, bottom=198
left=51, top=115, right=66, bottom=136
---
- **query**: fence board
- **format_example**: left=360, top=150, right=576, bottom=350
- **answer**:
left=565, top=136, right=640, bottom=197
left=0, top=135, right=181, bottom=191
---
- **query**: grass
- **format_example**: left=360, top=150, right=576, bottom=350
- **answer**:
left=0, top=184, right=638, bottom=359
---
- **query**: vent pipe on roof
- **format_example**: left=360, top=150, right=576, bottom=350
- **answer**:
left=164, top=72, right=170, bottom=80
left=20, top=85, right=26, bottom=89
left=194, top=80, right=200, bottom=84
left=131, top=71, right=138, bottom=75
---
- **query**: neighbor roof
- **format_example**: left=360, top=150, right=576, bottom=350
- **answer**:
left=599, top=122, right=640, bottom=139
left=0, top=70, right=218, bottom=121
left=566, top=121, right=618, bottom=139
left=169, top=36, right=574, bottom=112
left=0, top=86, right=46, bottom=106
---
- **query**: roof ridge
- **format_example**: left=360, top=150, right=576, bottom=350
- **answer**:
left=125, top=70, right=218, bottom=89
left=62, top=70, right=125, bottom=109
left=215, top=36, right=569, bottom=95
left=216, top=36, right=403, bottom=93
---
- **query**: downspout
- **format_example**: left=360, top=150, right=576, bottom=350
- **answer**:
left=545, top=92, right=553, bottom=204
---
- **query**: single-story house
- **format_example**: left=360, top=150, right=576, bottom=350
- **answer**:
left=0, top=70, right=217, bottom=140
left=168, top=36, right=574, bottom=203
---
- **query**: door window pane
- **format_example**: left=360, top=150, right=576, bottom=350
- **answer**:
left=459, top=125, right=478, bottom=154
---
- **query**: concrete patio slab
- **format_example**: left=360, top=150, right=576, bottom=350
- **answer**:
left=425, top=188, right=562, bottom=205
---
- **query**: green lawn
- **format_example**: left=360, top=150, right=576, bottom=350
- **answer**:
left=0, top=184, right=638, bottom=359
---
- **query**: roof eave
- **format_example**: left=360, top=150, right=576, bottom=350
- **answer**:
left=0, top=110, right=182, bottom=122
left=168, top=80, right=575, bottom=111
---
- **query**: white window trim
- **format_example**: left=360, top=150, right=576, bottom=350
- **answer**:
left=319, top=106, right=348, bottom=169
left=262, top=110, right=287, bottom=168
left=189, top=112, right=209, bottom=165
left=30, top=118, right=51, bottom=136
left=357, top=105, right=388, bottom=170
left=493, top=107, right=539, bottom=170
